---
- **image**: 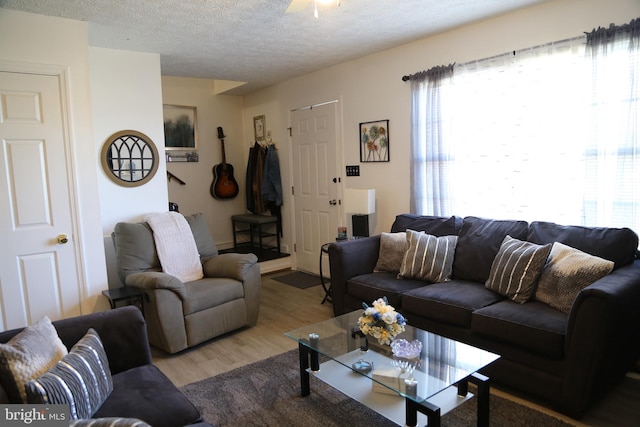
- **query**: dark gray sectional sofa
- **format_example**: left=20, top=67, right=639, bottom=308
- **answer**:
left=0, top=307, right=211, bottom=427
left=328, top=214, right=640, bottom=418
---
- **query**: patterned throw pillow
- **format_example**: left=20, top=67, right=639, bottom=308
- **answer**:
left=26, top=329, right=113, bottom=420
left=398, top=230, right=458, bottom=282
left=70, top=418, right=151, bottom=427
left=535, top=242, right=614, bottom=313
left=374, top=232, right=408, bottom=272
left=0, top=316, right=67, bottom=403
left=485, top=236, right=552, bottom=303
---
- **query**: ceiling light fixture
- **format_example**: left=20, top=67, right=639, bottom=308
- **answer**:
left=314, top=0, right=341, bottom=19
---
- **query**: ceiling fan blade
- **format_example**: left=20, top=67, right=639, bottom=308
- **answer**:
left=286, top=0, right=312, bottom=13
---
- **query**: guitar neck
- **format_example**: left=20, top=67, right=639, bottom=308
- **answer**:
left=220, top=139, right=227, bottom=165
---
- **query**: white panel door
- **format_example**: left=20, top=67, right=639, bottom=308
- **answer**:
left=291, top=102, right=339, bottom=274
left=0, top=71, right=82, bottom=330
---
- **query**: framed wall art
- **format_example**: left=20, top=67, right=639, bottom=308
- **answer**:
left=253, top=115, right=266, bottom=141
left=360, top=119, right=389, bottom=162
left=163, top=105, right=198, bottom=150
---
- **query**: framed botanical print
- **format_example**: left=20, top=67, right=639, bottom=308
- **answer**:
left=163, top=105, right=198, bottom=150
left=253, top=115, right=266, bottom=141
left=360, top=120, right=389, bottom=162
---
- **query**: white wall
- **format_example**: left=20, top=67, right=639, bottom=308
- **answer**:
left=91, top=47, right=168, bottom=233
left=161, top=77, right=245, bottom=246
left=0, top=9, right=108, bottom=313
left=242, top=0, right=640, bottom=259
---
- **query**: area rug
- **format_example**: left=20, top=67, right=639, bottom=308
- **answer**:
left=272, top=271, right=322, bottom=289
left=180, top=349, right=574, bottom=427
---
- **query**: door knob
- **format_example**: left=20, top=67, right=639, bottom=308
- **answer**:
left=57, top=234, right=69, bottom=244
left=329, top=199, right=337, bottom=206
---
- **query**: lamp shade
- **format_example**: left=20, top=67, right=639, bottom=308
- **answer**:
left=344, top=188, right=375, bottom=214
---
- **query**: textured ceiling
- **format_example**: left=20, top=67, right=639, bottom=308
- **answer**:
left=0, top=0, right=550, bottom=95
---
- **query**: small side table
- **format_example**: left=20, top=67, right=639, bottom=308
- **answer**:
left=102, top=287, right=145, bottom=316
left=319, top=243, right=332, bottom=304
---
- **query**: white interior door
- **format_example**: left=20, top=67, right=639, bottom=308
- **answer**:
left=291, top=101, right=339, bottom=274
left=0, top=71, right=82, bottom=330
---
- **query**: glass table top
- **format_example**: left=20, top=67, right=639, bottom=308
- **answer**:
left=285, top=310, right=499, bottom=403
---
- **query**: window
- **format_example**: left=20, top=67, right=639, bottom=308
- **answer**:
left=411, top=20, right=640, bottom=230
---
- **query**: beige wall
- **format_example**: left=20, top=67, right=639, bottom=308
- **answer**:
left=91, top=47, right=168, bottom=234
left=241, top=0, right=640, bottom=263
left=161, top=77, right=245, bottom=246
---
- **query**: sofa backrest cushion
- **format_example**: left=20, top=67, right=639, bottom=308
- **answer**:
left=528, top=221, right=638, bottom=269
left=390, top=214, right=463, bottom=236
left=184, top=213, right=218, bottom=259
left=453, top=216, right=529, bottom=283
left=113, top=222, right=161, bottom=283
left=113, top=213, right=218, bottom=283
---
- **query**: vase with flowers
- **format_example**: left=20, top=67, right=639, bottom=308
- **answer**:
left=357, top=297, right=407, bottom=346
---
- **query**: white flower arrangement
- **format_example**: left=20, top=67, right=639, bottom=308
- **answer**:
left=357, top=297, right=407, bottom=345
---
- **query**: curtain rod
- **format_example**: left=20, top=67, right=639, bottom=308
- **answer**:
left=401, top=35, right=585, bottom=82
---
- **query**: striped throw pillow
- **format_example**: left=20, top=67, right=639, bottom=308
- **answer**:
left=485, top=235, right=552, bottom=303
left=25, top=328, right=113, bottom=420
left=398, top=230, right=458, bottom=282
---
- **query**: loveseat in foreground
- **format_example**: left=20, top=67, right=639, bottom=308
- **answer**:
left=328, top=214, right=640, bottom=418
left=0, top=306, right=211, bottom=427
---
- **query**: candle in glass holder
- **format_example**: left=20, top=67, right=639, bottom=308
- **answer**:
left=404, top=378, right=418, bottom=398
left=309, top=333, right=320, bottom=371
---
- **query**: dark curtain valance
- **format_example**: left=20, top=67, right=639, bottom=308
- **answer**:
left=585, top=17, right=640, bottom=45
left=402, top=63, right=455, bottom=82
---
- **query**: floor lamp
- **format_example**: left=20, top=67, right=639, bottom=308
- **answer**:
left=344, top=188, right=375, bottom=237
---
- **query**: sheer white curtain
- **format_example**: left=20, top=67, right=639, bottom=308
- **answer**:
left=583, top=20, right=640, bottom=229
left=411, top=20, right=640, bottom=230
left=410, top=66, right=453, bottom=216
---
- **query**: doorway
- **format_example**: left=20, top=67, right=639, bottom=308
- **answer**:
left=0, top=71, right=82, bottom=329
left=291, top=101, right=340, bottom=274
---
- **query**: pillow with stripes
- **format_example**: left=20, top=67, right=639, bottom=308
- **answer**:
left=25, top=328, right=113, bottom=420
left=398, top=230, right=458, bottom=282
left=485, top=235, right=552, bottom=303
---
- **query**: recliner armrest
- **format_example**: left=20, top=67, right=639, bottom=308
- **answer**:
left=203, top=253, right=258, bottom=281
left=125, top=272, right=187, bottom=300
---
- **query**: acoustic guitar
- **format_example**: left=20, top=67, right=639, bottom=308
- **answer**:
left=211, top=127, right=239, bottom=199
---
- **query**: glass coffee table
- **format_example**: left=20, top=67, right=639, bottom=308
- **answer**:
left=285, top=311, right=500, bottom=426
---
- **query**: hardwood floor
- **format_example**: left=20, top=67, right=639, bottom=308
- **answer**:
left=152, top=272, right=640, bottom=427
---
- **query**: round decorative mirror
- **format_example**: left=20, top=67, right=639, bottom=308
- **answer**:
left=101, top=130, right=159, bottom=187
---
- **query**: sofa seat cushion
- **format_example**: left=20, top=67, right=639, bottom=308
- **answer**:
left=347, top=272, right=426, bottom=309
left=472, top=300, right=567, bottom=359
left=183, top=278, right=244, bottom=315
left=453, top=217, right=529, bottom=283
left=528, top=221, right=638, bottom=269
left=401, top=280, right=503, bottom=328
left=94, top=365, right=202, bottom=427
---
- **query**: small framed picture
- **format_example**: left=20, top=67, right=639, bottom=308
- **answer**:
left=360, top=120, right=389, bottom=162
left=163, top=105, right=198, bottom=150
left=254, top=115, right=266, bottom=141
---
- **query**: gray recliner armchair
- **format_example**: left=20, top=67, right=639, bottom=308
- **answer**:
left=112, top=213, right=260, bottom=354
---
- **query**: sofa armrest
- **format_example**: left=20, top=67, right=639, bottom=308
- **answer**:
left=51, top=306, right=152, bottom=375
left=203, top=253, right=258, bottom=281
left=562, top=261, right=640, bottom=416
left=125, top=272, right=187, bottom=300
left=203, top=253, right=261, bottom=325
left=328, top=236, right=381, bottom=315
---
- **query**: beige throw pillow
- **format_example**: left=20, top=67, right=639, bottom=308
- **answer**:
left=535, top=242, right=614, bottom=313
left=398, top=230, right=458, bottom=282
left=374, top=232, right=408, bottom=272
left=0, top=316, right=67, bottom=403
left=485, top=235, right=551, bottom=303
